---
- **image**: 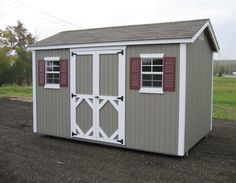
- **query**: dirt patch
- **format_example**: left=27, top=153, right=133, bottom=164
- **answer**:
left=0, top=98, right=235, bottom=183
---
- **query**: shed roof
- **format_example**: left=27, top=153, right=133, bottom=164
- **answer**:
left=29, top=19, right=219, bottom=51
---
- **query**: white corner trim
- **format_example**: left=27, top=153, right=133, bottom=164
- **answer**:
left=210, top=53, right=214, bottom=130
left=44, top=57, right=60, bottom=61
left=178, top=43, right=187, bottom=156
left=139, top=87, right=163, bottom=94
left=44, top=84, right=60, bottom=89
left=140, top=53, right=164, bottom=58
left=32, top=50, right=37, bottom=133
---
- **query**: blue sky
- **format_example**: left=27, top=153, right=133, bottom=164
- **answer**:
left=0, top=0, right=235, bottom=59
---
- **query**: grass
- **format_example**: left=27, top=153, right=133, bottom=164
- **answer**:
left=0, top=77, right=235, bottom=121
left=0, top=85, right=32, bottom=98
left=213, top=76, right=236, bottom=121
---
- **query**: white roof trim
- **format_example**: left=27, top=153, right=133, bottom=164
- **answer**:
left=28, top=38, right=193, bottom=51
left=28, top=21, right=219, bottom=51
left=192, top=20, right=219, bottom=51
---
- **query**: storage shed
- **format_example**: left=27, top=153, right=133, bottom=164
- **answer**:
left=28, top=19, right=219, bottom=156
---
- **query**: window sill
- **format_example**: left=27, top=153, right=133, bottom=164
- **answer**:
left=139, top=87, right=163, bottom=94
left=44, top=84, right=60, bottom=89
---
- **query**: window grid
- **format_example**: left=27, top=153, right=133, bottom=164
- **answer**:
left=141, top=58, right=163, bottom=88
left=45, top=60, right=60, bottom=84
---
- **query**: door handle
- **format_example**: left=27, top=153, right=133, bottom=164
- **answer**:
left=94, top=96, right=99, bottom=99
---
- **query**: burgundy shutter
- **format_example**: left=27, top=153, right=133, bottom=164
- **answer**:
left=163, top=57, right=176, bottom=91
left=60, top=59, right=68, bottom=87
left=130, top=57, right=141, bottom=90
left=38, top=60, right=45, bottom=86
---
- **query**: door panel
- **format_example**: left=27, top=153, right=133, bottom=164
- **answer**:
left=76, top=55, right=93, bottom=94
left=76, top=99, right=93, bottom=134
left=99, top=54, right=118, bottom=96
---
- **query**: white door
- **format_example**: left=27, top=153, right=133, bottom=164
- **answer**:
left=70, top=48, right=125, bottom=145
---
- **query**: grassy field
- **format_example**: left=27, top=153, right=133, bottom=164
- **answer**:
left=0, top=85, right=32, bottom=98
left=213, top=77, right=236, bottom=121
left=0, top=77, right=235, bottom=121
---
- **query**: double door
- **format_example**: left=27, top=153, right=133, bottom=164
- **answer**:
left=70, top=48, right=125, bottom=145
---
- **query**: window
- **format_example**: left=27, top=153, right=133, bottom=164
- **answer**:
left=44, top=57, right=60, bottom=89
left=140, top=54, right=164, bottom=93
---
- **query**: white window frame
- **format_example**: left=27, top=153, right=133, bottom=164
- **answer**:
left=44, top=57, right=60, bottom=89
left=139, top=53, right=164, bottom=94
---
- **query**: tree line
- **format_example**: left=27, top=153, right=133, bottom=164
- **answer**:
left=0, top=21, right=35, bottom=86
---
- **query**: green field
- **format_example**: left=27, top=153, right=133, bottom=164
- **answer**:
left=0, top=85, right=32, bottom=98
left=0, top=77, right=235, bottom=121
left=213, top=77, right=236, bottom=121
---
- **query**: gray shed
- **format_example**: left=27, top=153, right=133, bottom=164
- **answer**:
left=28, top=19, right=219, bottom=156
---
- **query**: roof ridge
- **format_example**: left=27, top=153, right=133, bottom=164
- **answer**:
left=59, top=18, right=209, bottom=34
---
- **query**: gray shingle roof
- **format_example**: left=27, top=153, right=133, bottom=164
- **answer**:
left=30, top=19, right=209, bottom=47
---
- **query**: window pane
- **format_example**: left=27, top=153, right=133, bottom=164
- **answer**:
left=47, top=61, right=53, bottom=66
left=142, top=74, right=152, bottom=80
left=153, top=74, right=162, bottom=80
left=143, top=81, right=152, bottom=87
left=47, top=67, right=53, bottom=71
left=153, top=66, right=162, bottom=72
left=47, top=73, right=53, bottom=79
left=142, top=58, right=151, bottom=65
left=47, top=78, right=53, bottom=83
left=53, top=61, right=59, bottom=66
left=54, top=79, right=59, bottom=84
left=142, top=66, right=151, bottom=72
left=153, top=81, right=162, bottom=87
left=53, top=67, right=60, bottom=71
left=54, top=73, right=60, bottom=79
left=153, top=59, right=163, bottom=65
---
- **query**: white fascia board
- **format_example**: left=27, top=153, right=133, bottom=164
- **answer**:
left=178, top=43, right=187, bottom=156
left=27, top=38, right=192, bottom=51
left=32, top=50, right=37, bottom=133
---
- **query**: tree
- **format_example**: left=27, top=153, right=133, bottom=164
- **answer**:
left=0, top=48, right=11, bottom=86
left=0, top=20, right=35, bottom=85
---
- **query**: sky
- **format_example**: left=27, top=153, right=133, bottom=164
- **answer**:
left=0, top=0, right=236, bottom=59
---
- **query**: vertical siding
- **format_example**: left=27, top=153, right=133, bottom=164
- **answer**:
left=36, top=49, right=70, bottom=138
left=125, top=44, right=180, bottom=155
left=185, top=31, right=213, bottom=152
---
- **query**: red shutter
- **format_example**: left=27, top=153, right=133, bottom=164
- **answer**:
left=163, top=57, right=176, bottom=91
left=60, top=59, right=68, bottom=87
left=38, top=60, right=45, bottom=86
left=130, top=57, right=141, bottom=90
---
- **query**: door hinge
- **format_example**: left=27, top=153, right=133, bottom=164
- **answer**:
left=116, top=96, right=123, bottom=101
left=117, top=50, right=124, bottom=55
left=72, top=131, right=77, bottom=136
left=71, top=52, right=77, bottom=57
left=71, top=93, right=77, bottom=98
left=117, top=139, right=123, bottom=144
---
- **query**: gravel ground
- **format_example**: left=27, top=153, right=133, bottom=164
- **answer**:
left=0, top=98, right=235, bottom=183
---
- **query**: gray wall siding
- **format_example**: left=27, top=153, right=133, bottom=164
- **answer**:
left=36, top=49, right=70, bottom=138
left=185, top=31, right=213, bottom=152
left=125, top=44, right=180, bottom=155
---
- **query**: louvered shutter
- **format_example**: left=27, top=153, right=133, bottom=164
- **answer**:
left=163, top=57, right=176, bottom=91
left=38, top=60, right=45, bottom=86
left=60, top=59, right=68, bottom=87
left=130, top=57, right=141, bottom=90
